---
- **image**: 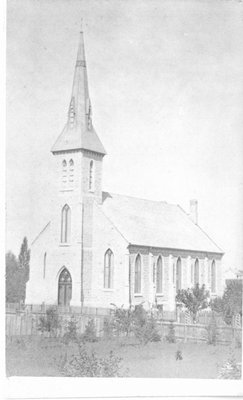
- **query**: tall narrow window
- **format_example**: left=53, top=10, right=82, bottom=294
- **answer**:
left=176, top=257, right=182, bottom=292
left=194, top=259, right=199, bottom=286
left=156, top=256, right=163, bottom=293
left=89, top=160, right=94, bottom=191
left=69, top=159, right=74, bottom=183
left=191, top=263, right=194, bottom=284
left=134, top=254, right=142, bottom=294
left=43, top=252, right=47, bottom=279
left=62, top=160, right=67, bottom=185
left=211, top=260, right=216, bottom=293
left=61, top=204, right=71, bottom=243
left=104, top=249, right=114, bottom=289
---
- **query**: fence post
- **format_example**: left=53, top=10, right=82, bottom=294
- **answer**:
left=184, top=323, right=187, bottom=343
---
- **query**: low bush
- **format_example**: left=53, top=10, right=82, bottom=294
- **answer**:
left=81, top=319, right=98, bottom=343
left=62, top=315, right=79, bottom=344
left=37, top=307, right=60, bottom=337
left=60, top=343, right=124, bottom=377
left=218, top=348, right=241, bottom=379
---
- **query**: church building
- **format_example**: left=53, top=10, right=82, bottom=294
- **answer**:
left=26, top=29, right=224, bottom=311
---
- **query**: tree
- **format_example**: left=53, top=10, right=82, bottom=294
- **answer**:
left=176, top=284, right=209, bottom=322
left=5, top=237, right=31, bottom=303
left=5, top=251, right=20, bottom=302
left=211, top=280, right=242, bottom=325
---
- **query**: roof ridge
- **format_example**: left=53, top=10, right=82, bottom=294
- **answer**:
left=103, top=191, right=178, bottom=206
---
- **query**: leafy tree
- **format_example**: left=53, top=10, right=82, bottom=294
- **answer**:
left=176, top=284, right=209, bottom=322
left=18, top=236, right=30, bottom=284
left=210, top=280, right=242, bottom=325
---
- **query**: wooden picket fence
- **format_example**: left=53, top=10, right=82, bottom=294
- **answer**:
left=5, top=309, right=242, bottom=345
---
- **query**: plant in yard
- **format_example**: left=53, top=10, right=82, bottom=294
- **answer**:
left=165, top=321, right=176, bottom=343
left=60, top=343, right=124, bottom=377
left=205, top=312, right=218, bottom=345
left=176, top=284, right=209, bottom=323
left=81, top=319, right=98, bottom=343
left=133, top=313, right=161, bottom=345
left=218, top=347, right=241, bottom=379
left=210, top=280, right=242, bottom=326
left=110, top=304, right=135, bottom=337
left=175, top=350, right=183, bottom=360
left=37, top=306, right=60, bottom=337
left=63, top=315, right=79, bottom=344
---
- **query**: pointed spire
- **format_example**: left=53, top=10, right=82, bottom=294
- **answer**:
left=52, top=26, right=106, bottom=155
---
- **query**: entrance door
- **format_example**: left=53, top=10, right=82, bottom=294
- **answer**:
left=58, top=268, right=72, bottom=306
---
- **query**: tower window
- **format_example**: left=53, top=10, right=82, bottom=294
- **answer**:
left=61, top=204, right=71, bottom=243
left=156, top=256, right=163, bottom=293
left=62, top=160, right=67, bottom=184
left=104, top=249, right=114, bottom=289
left=89, top=160, right=94, bottom=191
left=134, top=254, right=142, bottom=294
left=69, top=159, right=74, bottom=183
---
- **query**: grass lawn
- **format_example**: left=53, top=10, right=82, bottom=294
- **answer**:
left=6, top=336, right=242, bottom=378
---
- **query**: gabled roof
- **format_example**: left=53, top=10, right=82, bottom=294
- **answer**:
left=100, top=192, right=223, bottom=254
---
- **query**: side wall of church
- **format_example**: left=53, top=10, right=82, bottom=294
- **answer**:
left=86, top=204, right=129, bottom=308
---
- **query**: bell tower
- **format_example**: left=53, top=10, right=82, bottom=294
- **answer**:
left=50, top=26, right=106, bottom=307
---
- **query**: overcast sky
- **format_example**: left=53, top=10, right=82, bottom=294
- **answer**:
left=6, top=0, right=243, bottom=273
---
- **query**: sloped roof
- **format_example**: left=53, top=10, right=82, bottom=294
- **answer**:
left=100, top=192, right=223, bottom=254
left=51, top=124, right=106, bottom=155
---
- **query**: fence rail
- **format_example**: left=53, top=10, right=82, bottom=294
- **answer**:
left=5, top=310, right=242, bottom=345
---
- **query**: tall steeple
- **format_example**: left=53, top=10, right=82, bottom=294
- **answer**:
left=52, top=26, right=106, bottom=155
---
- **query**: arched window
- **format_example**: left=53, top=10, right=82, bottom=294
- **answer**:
left=194, top=258, right=199, bottom=286
left=58, top=268, right=72, bottom=306
left=62, top=160, right=67, bottom=184
left=156, top=256, right=163, bottom=293
left=176, top=257, right=182, bottom=292
left=61, top=204, right=71, bottom=243
left=191, top=262, right=194, bottom=284
left=43, top=252, right=47, bottom=279
left=69, top=159, right=74, bottom=183
left=104, top=249, right=114, bottom=289
left=134, top=254, right=142, bottom=294
left=211, top=260, right=216, bottom=293
left=89, top=160, right=94, bottom=191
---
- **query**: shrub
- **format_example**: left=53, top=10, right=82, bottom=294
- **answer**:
left=176, top=284, right=209, bottom=323
left=166, top=321, right=176, bottom=343
left=63, top=315, right=79, bottom=344
left=81, top=319, right=98, bottom=343
left=38, top=306, right=60, bottom=336
left=60, top=343, right=124, bottom=377
left=218, top=348, right=241, bottom=379
left=133, top=313, right=161, bottom=344
left=110, top=304, right=135, bottom=337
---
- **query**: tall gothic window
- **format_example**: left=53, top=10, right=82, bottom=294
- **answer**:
left=61, top=204, right=71, bottom=243
left=194, top=258, right=199, bottom=286
left=89, top=160, right=94, bottom=191
left=134, top=254, right=142, bottom=294
left=104, top=249, right=114, bottom=289
left=211, top=260, right=216, bottom=293
left=156, top=256, right=163, bottom=293
left=176, top=257, right=182, bottom=292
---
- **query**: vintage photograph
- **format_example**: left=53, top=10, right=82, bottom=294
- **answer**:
left=6, top=0, right=242, bottom=380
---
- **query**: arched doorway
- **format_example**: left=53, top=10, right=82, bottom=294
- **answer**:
left=58, top=268, right=72, bottom=306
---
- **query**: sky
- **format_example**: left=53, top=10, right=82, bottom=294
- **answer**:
left=6, top=0, right=243, bottom=274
